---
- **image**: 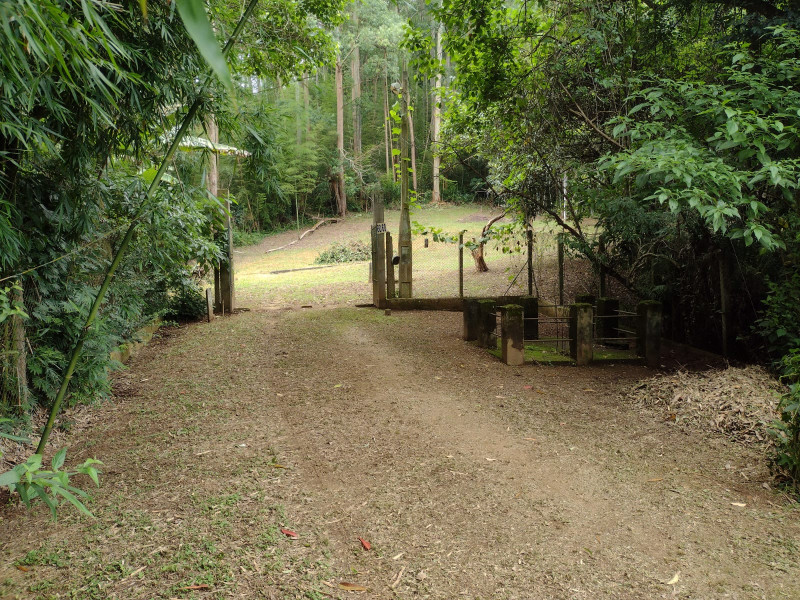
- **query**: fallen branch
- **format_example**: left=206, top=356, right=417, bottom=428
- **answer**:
left=264, top=218, right=338, bottom=254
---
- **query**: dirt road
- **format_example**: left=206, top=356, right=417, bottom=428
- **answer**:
left=1, top=308, right=799, bottom=599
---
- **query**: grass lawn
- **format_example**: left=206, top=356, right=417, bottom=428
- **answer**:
left=233, top=204, right=585, bottom=309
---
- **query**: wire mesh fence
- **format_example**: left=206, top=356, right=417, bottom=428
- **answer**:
left=407, top=230, right=532, bottom=299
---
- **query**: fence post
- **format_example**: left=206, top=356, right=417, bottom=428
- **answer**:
left=477, top=299, right=496, bottom=349
left=557, top=235, right=565, bottom=305
left=569, top=303, right=593, bottom=366
left=596, top=297, right=619, bottom=341
left=372, top=196, right=386, bottom=308
left=463, top=298, right=479, bottom=341
left=459, top=232, right=464, bottom=298
left=637, top=300, right=662, bottom=368
left=527, top=228, right=533, bottom=296
left=386, top=232, right=395, bottom=299
left=521, top=295, right=538, bottom=341
left=500, top=304, right=524, bottom=366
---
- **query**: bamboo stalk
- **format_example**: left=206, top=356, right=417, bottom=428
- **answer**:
left=35, top=0, right=260, bottom=455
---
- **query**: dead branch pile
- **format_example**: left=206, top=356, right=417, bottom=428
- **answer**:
left=625, top=366, right=785, bottom=447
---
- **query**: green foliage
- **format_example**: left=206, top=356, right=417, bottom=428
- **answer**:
left=771, top=350, right=800, bottom=493
left=0, top=425, right=102, bottom=520
left=164, top=277, right=208, bottom=322
left=314, top=241, right=371, bottom=264
left=176, top=0, right=233, bottom=90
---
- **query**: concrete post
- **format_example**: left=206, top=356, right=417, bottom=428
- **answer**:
left=569, top=303, right=593, bottom=366
left=521, top=295, right=538, bottom=341
left=637, top=300, right=662, bottom=368
left=477, top=299, right=497, bottom=349
left=596, top=297, right=619, bottom=341
left=500, top=304, right=524, bottom=366
left=463, top=298, right=479, bottom=341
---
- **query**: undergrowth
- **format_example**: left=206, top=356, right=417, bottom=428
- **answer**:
left=314, top=241, right=370, bottom=264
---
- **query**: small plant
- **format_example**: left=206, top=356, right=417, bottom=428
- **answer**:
left=0, top=432, right=102, bottom=520
left=770, top=349, right=800, bottom=494
left=314, top=241, right=371, bottom=264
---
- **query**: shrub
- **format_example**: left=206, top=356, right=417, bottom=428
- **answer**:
left=314, top=241, right=371, bottom=264
left=771, top=350, right=800, bottom=494
left=164, top=282, right=207, bottom=321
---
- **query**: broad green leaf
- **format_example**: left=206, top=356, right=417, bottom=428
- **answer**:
left=0, top=469, right=21, bottom=487
left=53, top=487, right=94, bottom=518
left=176, top=0, right=232, bottom=91
left=52, top=448, right=66, bottom=470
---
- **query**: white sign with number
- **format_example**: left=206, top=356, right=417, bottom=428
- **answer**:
left=375, top=223, right=387, bottom=234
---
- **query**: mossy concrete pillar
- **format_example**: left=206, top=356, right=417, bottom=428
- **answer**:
left=637, top=300, right=662, bottom=368
left=477, top=299, right=497, bottom=349
left=463, top=298, right=480, bottom=341
left=596, top=297, right=619, bottom=341
left=500, top=304, right=524, bottom=366
left=569, top=303, right=593, bottom=366
left=521, top=295, right=538, bottom=341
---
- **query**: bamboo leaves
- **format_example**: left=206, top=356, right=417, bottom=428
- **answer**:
left=175, top=0, right=233, bottom=91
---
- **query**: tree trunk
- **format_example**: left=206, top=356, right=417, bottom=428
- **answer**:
left=405, top=68, right=418, bottom=192
left=208, top=115, right=234, bottom=313
left=335, top=55, right=347, bottom=216
left=471, top=211, right=508, bottom=272
left=11, top=285, right=28, bottom=409
left=303, top=78, right=310, bottom=137
left=431, top=24, right=443, bottom=204
left=295, top=80, right=302, bottom=147
left=351, top=9, right=362, bottom=160
left=383, top=66, right=393, bottom=179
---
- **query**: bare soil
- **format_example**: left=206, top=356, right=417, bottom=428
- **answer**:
left=1, top=307, right=799, bottom=599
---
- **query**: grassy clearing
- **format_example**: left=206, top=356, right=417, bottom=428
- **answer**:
left=234, top=204, right=577, bottom=308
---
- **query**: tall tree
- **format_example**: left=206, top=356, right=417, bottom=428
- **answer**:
left=334, top=51, right=347, bottom=215
left=431, top=24, right=443, bottom=203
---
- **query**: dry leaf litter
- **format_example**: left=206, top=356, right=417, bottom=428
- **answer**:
left=625, top=366, right=784, bottom=447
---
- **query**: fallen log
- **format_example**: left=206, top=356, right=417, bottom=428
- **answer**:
left=264, top=218, right=338, bottom=254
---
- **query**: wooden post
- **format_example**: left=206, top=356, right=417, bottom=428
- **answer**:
left=205, top=288, right=214, bottom=323
left=596, top=297, right=619, bottom=342
left=477, top=299, right=496, bottom=348
left=521, top=295, right=538, bottom=341
left=598, top=235, right=607, bottom=298
left=637, top=300, right=662, bottom=368
left=569, top=303, right=593, bottom=366
left=398, top=64, right=412, bottom=298
left=500, top=304, right=524, bottom=366
left=458, top=232, right=464, bottom=298
left=386, top=231, right=395, bottom=299
left=527, top=228, right=534, bottom=296
left=372, top=196, right=386, bottom=308
left=557, top=235, right=565, bottom=306
left=463, top=298, right=479, bottom=341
